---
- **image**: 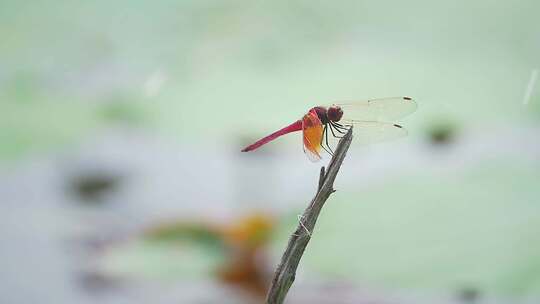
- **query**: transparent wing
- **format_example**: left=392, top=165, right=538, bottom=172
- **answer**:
left=304, top=145, right=322, bottom=162
left=302, top=111, right=323, bottom=162
left=339, top=120, right=408, bottom=144
left=332, top=96, right=417, bottom=121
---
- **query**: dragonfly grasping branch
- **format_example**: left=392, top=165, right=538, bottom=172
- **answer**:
left=266, top=127, right=354, bottom=304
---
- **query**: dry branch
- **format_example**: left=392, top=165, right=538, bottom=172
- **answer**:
left=266, top=127, right=354, bottom=304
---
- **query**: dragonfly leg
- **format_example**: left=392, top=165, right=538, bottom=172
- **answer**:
left=328, top=123, right=344, bottom=139
left=332, top=123, right=347, bottom=135
left=324, top=125, right=335, bottom=155
left=320, top=125, right=334, bottom=156
left=333, top=122, right=351, bottom=132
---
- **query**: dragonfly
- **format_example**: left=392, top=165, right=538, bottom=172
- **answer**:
left=241, top=97, right=417, bottom=162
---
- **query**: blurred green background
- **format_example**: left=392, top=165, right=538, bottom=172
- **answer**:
left=1, top=1, right=539, bottom=303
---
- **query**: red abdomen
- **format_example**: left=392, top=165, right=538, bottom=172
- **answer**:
left=241, top=120, right=303, bottom=152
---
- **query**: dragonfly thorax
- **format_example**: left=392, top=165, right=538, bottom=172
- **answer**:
left=313, top=106, right=343, bottom=124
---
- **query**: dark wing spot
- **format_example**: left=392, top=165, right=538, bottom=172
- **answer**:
left=403, top=96, right=412, bottom=100
left=393, top=124, right=403, bottom=128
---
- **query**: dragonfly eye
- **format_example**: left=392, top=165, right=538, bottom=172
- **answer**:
left=327, top=106, right=343, bottom=122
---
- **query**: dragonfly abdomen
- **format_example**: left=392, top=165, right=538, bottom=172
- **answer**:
left=241, top=120, right=303, bottom=152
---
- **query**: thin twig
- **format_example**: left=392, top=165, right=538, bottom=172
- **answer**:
left=266, top=127, right=354, bottom=304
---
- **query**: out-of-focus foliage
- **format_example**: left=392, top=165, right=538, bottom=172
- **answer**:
left=1, top=0, right=539, bottom=163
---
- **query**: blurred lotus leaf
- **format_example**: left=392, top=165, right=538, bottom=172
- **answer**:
left=97, top=213, right=274, bottom=297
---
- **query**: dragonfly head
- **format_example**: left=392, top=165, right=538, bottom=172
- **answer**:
left=327, top=105, right=343, bottom=122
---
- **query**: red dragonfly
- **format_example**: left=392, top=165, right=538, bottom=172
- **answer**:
left=241, top=97, right=417, bottom=162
